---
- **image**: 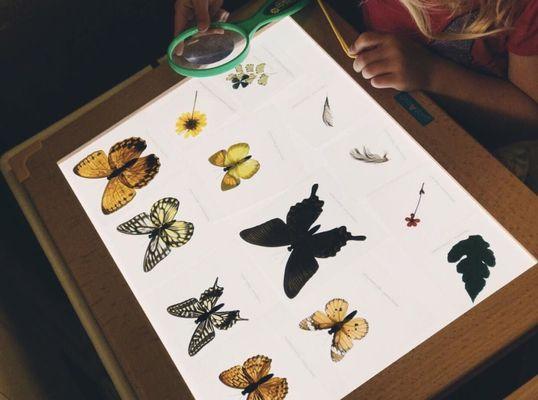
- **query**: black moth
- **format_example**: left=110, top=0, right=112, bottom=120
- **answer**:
left=240, top=184, right=366, bottom=298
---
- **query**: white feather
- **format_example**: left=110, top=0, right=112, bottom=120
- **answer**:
left=322, top=96, right=334, bottom=127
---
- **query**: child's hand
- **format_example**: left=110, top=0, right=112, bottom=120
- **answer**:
left=349, top=32, right=439, bottom=91
left=174, top=0, right=229, bottom=36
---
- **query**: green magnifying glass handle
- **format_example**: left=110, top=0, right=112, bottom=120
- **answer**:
left=236, top=0, right=311, bottom=36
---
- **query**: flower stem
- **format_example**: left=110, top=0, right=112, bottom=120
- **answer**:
left=413, top=182, right=425, bottom=216
left=191, top=90, right=198, bottom=119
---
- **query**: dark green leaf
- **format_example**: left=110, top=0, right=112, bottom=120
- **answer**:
left=447, top=235, right=496, bottom=302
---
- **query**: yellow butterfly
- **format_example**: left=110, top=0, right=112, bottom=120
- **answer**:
left=73, top=137, right=160, bottom=214
left=299, top=298, right=368, bottom=362
left=208, top=143, right=260, bottom=191
left=219, top=355, right=288, bottom=400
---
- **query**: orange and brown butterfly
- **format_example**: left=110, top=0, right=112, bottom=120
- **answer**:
left=73, top=137, right=160, bottom=214
left=299, top=298, right=368, bottom=362
left=219, top=355, right=288, bottom=400
left=208, top=143, right=260, bottom=191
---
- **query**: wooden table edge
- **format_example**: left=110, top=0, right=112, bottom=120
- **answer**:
left=0, top=65, right=155, bottom=400
left=507, top=375, right=538, bottom=400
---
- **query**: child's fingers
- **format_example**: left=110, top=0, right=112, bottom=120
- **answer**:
left=215, top=8, right=230, bottom=22
left=370, top=73, right=397, bottom=89
left=208, top=0, right=225, bottom=18
left=174, top=2, right=193, bottom=36
left=353, top=47, right=386, bottom=72
left=349, top=32, right=386, bottom=55
left=193, top=0, right=211, bottom=32
left=361, top=60, right=392, bottom=80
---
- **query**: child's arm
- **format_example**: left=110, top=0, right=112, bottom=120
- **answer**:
left=350, top=33, right=538, bottom=145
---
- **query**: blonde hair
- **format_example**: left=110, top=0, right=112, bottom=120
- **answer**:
left=397, top=0, right=525, bottom=40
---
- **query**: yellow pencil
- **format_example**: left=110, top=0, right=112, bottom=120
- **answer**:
left=316, top=0, right=355, bottom=58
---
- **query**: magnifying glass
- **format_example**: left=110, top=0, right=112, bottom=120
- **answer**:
left=167, top=0, right=310, bottom=78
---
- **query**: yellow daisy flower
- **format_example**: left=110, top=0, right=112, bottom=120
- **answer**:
left=176, top=111, right=207, bottom=138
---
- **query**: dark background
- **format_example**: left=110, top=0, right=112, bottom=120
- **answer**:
left=0, top=0, right=535, bottom=398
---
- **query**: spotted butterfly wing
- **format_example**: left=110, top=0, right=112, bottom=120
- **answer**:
left=299, top=298, right=368, bottom=362
left=331, top=316, right=368, bottom=362
left=299, top=298, right=348, bottom=331
left=240, top=184, right=366, bottom=298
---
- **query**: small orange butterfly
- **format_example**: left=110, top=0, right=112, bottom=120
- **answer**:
left=219, top=355, right=288, bottom=399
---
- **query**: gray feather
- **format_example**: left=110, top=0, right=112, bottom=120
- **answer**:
left=350, top=147, right=389, bottom=163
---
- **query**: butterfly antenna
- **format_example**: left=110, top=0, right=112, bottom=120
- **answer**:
left=310, top=184, right=319, bottom=197
left=213, top=277, right=219, bottom=287
left=191, top=90, right=198, bottom=119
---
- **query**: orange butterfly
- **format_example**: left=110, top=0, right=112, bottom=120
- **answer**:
left=73, top=137, right=160, bottom=214
left=299, top=298, right=368, bottom=362
left=219, top=355, right=288, bottom=400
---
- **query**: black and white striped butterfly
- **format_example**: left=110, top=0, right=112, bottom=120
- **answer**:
left=117, top=197, right=194, bottom=272
left=167, top=278, right=247, bottom=356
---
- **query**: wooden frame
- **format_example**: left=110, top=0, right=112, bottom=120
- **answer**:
left=2, top=1, right=537, bottom=399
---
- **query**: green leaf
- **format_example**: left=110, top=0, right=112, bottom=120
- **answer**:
left=447, top=235, right=496, bottom=302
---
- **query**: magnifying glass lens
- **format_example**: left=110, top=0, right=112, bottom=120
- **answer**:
left=171, top=29, right=247, bottom=70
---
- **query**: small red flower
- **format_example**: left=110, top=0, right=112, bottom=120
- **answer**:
left=405, top=213, right=420, bottom=227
